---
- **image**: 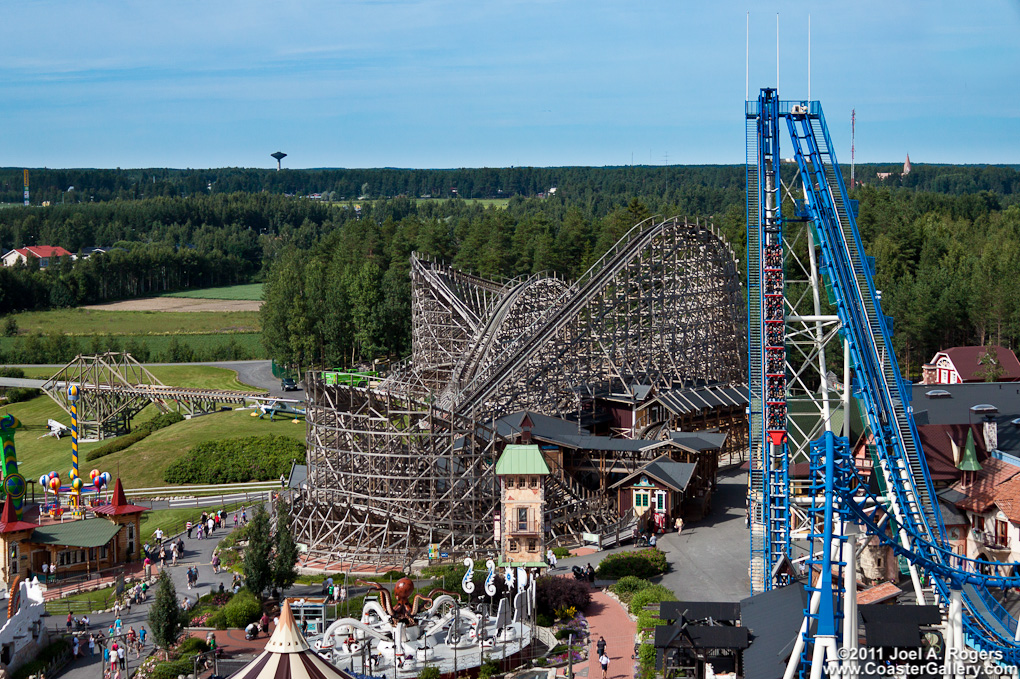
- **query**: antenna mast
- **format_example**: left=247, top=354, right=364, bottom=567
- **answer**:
left=851, top=109, right=856, bottom=188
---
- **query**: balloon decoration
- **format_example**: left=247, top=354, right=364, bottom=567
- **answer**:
left=39, top=475, right=48, bottom=487
left=89, top=469, right=99, bottom=480
left=69, top=468, right=78, bottom=479
left=49, top=477, right=60, bottom=492
left=71, top=477, right=83, bottom=491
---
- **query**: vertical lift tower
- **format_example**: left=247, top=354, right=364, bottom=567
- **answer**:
left=747, top=88, right=1020, bottom=675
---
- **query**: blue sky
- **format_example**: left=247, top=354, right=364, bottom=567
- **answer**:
left=2, top=1, right=1018, bottom=169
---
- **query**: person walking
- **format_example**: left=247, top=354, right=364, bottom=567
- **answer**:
left=280, top=474, right=286, bottom=489
left=207, top=517, right=215, bottom=536
left=186, top=521, right=193, bottom=539
left=171, top=542, right=178, bottom=566
left=66, top=612, right=73, bottom=632
left=88, top=634, right=96, bottom=656
left=233, top=513, right=239, bottom=528
left=674, top=516, right=684, bottom=534
left=212, top=553, right=220, bottom=574
left=599, top=652, right=610, bottom=679
left=139, top=626, right=147, bottom=648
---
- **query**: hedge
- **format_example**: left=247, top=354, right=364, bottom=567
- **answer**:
left=535, top=576, right=591, bottom=617
left=85, top=411, right=184, bottom=462
left=595, top=549, right=668, bottom=579
left=221, top=589, right=262, bottom=628
left=610, top=576, right=654, bottom=603
left=162, top=434, right=306, bottom=484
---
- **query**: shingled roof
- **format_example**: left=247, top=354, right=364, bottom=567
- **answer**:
left=933, top=346, right=1020, bottom=382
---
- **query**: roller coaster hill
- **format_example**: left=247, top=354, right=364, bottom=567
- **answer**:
left=747, top=87, right=1020, bottom=673
left=291, top=215, right=749, bottom=571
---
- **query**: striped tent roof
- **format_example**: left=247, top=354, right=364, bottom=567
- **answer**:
left=230, top=600, right=353, bottom=679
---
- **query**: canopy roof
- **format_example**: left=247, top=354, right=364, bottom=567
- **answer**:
left=230, top=600, right=353, bottom=679
left=30, top=519, right=119, bottom=548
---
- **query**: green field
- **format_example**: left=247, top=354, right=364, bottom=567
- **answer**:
left=0, top=332, right=265, bottom=363
left=160, top=284, right=264, bottom=300
left=7, top=308, right=260, bottom=335
left=1, top=396, right=304, bottom=490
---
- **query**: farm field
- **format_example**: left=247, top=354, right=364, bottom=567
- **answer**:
left=6, top=308, right=260, bottom=335
left=0, top=332, right=265, bottom=363
left=160, top=283, right=263, bottom=300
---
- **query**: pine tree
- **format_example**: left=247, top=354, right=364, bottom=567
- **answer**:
left=148, top=570, right=183, bottom=658
left=272, top=501, right=299, bottom=593
left=243, top=504, right=274, bottom=598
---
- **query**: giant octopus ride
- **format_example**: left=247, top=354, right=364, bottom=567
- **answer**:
left=315, top=577, right=534, bottom=675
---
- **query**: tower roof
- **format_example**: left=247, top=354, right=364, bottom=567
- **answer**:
left=0, top=500, right=36, bottom=534
left=92, top=478, right=148, bottom=516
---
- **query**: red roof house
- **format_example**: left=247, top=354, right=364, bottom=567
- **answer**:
left=922, top=346, right=1020, bottom=385
left=1, top=246, right=73, bottom=268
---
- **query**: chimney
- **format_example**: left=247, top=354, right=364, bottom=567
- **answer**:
left=984, top=418, right=998, bottom=452
left=970, top=404, right=999, bottom=452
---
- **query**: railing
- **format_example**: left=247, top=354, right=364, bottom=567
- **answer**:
left=971, top=529, right=1011, bottom=552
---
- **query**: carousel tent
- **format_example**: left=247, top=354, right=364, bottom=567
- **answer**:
left=230, top=600, right=355, bottom=679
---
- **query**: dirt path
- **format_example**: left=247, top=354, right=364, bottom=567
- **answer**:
left=81, top=298, right=261, bottom=312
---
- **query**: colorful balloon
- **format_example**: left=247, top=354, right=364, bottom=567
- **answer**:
left=101, top=472, right=111, bottom=483
left=69, top=469, right=78, bottom=479
left=71, top=477, right=83, bottom=491
left=39, top=475, right=48, bottom=487
left=89, top=469, right=98, bottom=480
left=49, top=478, right=60, bottom=491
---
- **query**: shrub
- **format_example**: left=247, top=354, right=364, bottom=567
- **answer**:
left=149, top=658, right=197, bottom=679
left=535, top=576, right=591, bottom=618
left=206, top=610, right=226, bottom=629
left=162, top=434, right=306, bottom=484
left=552, top=546, right=571, bottom=558
left=382, top=570, right=407, bottom=580
left=418, top=665, right=441, bottom=679
left=536, top=612, right=554, bottom=627
left=637, top=643, right=656, bottom=679
left=628, top=584, right=677, bottom=616
left=178, top=637, right=210, bottom=654
left=86, top=411, right=183, bottom=462
left=533, top=657, right=547, bottom=666
left=610, top=576, right=653, bottom=603
left=479, top=660, right=500, bottom=679
left=222, top=589, right=261, bottom=628
left=595, top=549, right=668, bottom=579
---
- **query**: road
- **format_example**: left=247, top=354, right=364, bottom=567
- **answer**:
left=555, top=468, right=751, bottom=602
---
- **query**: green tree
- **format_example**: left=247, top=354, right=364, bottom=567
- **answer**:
left=243, top=504, right=274, bottom=598
left=148, top=570, right=184, bottom=658
left=272, top=501, right=299, bottom=593
left=976, top=344, right=1006, bottom=382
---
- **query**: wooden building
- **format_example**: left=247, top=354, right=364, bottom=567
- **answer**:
left=495, top=444, right=550, bottom=567
left=0, top=479, right=147, bottom=587
left=611, top=456, right=697, bottom=532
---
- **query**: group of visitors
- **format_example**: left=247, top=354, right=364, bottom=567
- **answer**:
left=320, top=577, right=347, bottom=603
left=68, top=625, right=147, bottom=679
left=185, top=565, right=201, bottom=590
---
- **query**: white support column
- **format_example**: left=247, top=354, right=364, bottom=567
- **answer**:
left=842, top=528, right=859, bottom=679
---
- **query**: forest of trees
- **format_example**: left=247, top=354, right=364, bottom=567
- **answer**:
left=1, top=164, right=1019, bottom=380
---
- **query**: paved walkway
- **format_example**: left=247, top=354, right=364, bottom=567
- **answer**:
left=577, top=587, right=636, bottom=679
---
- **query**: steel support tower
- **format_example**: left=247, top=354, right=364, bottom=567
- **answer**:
left=747, top=87, right=1020, bottom=671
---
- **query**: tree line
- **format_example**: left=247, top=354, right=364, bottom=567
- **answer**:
left=2, top=163, right=1018, bottom=206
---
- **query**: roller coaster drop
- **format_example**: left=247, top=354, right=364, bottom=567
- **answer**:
left=747, top=88, right=1020, bottom=674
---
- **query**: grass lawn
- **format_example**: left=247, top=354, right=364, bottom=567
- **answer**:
left=160, top=284, right=263, bottom=301
left=7, top=308, right=260, bottom=335
left=0, top=372, right=288, bottom=489
left=139, top=501, right=246, bottom=543
left=44, top=584, right=119, bottom=614
left=85, top=408, right=306, bottom=489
